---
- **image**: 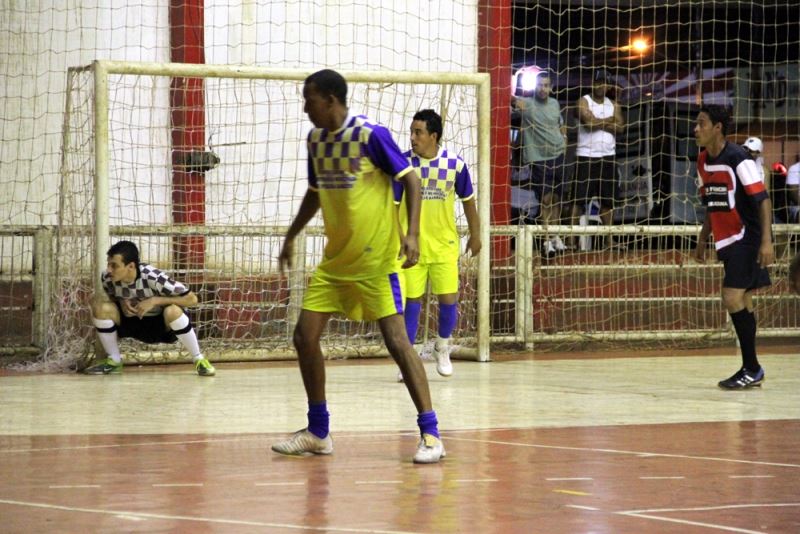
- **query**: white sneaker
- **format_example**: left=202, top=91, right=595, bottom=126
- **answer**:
left=413, top=433, right=446, bottom=464
left=433, top=343, right=453, bottom=377
left=271, top=428, right=333, bottom=456
left=551, top=236, right=568, bottom=252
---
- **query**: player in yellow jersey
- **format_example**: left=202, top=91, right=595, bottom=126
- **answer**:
left=395, top=109, right=481, bottom=381
left=271, top=70, right=444, bottom=463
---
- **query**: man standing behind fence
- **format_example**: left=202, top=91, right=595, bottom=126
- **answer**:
left=511, top=69, right=568, bottom=258
left=571, top=68, right=625, bottom=250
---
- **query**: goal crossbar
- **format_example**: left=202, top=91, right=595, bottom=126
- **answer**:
left=87, top=60, right=492, bottom=363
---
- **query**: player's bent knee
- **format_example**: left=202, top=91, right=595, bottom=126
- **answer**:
left=162, top=304, right=183, bottom=323
left=91, top=300, right=117, bottom=320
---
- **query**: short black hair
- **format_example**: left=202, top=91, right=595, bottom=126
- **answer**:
left=593, top=68, right=613, bottom=85
left=305, top=69, right=348, bottom=106
left=412, top=109, right=443, bottom=144
left=699, top=104, right=731, bottom=136
left=107, top=240, right=140, bottom=267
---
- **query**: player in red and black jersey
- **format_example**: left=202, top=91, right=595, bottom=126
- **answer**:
left=693, top=105, right=774, bottom=389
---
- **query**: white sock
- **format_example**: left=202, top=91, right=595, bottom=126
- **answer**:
left=92, top=318, right=122, bottom=363
left=435, top=336, right=450, bottom=351
left=169, top=314, right=203, bottom=361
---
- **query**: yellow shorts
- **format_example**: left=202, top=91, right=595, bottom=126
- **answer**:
left=302, top=271, right=406, bottom=321
left=403, top=261, right=459, bottom=298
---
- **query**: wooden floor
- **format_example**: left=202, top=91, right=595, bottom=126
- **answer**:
left=1, top=349, right=799, bottom=533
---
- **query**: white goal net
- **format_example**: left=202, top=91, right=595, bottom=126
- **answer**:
left=44, top=61, right=491, bottom=370
left=4, top=2, right=800, bottom=370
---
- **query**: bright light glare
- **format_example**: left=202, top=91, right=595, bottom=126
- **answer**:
left=631, top=38, right=649, bottom=54
left=518, top=71, right=539, bottom=92
left=513, top=66, right=543, bottom=95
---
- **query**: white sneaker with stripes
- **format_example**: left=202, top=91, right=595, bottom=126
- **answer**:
left=271, top=428, right=333, bottom=456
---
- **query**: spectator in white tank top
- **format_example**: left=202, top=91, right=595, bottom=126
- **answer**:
left=570, top=69, right=625, bottom=250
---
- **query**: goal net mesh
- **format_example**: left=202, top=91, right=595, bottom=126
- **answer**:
left=44, top=65, right=483, bottom=370
left=3, top=1, right=800, bottom=370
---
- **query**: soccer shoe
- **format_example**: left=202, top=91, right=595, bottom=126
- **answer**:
left=83, top=358, right=122, bottom=375
left=195, top=358, right=216, bottom=377
left=271, top=428, right=333, bottom=456
left=718, top=367, right=765, bottom=389
left=433, top=344, right=453, bottom=377
left=413, top=433, right=446, bottom=464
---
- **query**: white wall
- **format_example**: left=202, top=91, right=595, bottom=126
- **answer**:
left=0, top=0, right=170, bottom=227
left=0, top=1, right=478, bottom=269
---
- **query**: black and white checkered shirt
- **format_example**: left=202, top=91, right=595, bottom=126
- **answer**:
left=101, top=263, right=190, bottom=317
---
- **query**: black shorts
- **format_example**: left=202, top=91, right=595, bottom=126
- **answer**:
left=573, top=156, right=616, bottom=209
left=515, top=154, right=566, bottom=202
left=116, top=303, right=177, bottom=344
left=720, top=243, right=771, bottom=290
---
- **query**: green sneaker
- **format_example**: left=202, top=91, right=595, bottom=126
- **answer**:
left=195, top=357, right=216, bottom=377
left=83, top=358, right=122, bottom=375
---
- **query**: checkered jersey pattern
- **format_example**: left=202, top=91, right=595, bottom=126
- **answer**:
left=406, top=149, right=472, bottom=200
left=102, top=263, right=189, bottom=317
left=307, top=115, right=376, bottom=191
left=396, top=148, right=475, bottom=263
left=303, top=114, right=412, bottom=280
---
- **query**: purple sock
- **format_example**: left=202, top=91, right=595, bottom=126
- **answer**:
left=438, top=302, right=458, bottom=339
left=417, top=410, right=440, bottom=438
left=307, top=402, right=329, bottom=439
left=404, top=301, right=422, bottom=344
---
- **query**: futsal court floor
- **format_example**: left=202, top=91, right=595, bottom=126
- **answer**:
left=1, top=346, right=799, bottom=533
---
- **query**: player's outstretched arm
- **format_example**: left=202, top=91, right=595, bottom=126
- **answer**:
left=279, top=190, right=320, bottom=273
left=757, top=197, right=774, bottom=267
left=135, top=291, right=198, bottom=318
left=399, top=170, right=421, bottom=269
left=462, top=198, right=482, bottom=257
left=693, top=218, right=711, bottom=263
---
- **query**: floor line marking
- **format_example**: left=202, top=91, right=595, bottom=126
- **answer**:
left=617, top=512, right=764, bottom=534
left=618, top=502, right=800, bottom=514
left=639, top=476, right=685, bottom=480
left=0, top=436, right=266, bottom=454
left=444, top=436, right=800, bottom=468
left=49, top=485, right=101, bottom=489
left=0, top=498, right=418, bottom=534
left=554, top=489, right=591, bottom=496
left=566, top=505, right=600, bottom=511
left=0, top=431, right=418, bottom=455
left=728, top=475, right=774, bottom=479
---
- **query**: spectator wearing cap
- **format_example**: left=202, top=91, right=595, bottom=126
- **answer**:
left=742, top=136, right=767, bottom=185
left=570, top=68, right=625, bottom=250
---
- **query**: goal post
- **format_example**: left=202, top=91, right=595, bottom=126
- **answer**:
left=47, top=59, right=491, bottom=370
